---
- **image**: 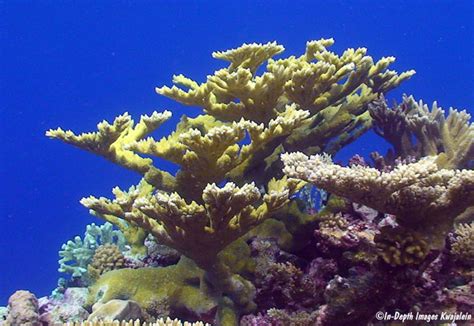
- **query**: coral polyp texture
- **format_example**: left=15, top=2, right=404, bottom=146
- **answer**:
left=0, top=39, right=466, bottom=325
left=282, top=153, right=474, bottom=249
left=451, top=222, right=474, bottom=263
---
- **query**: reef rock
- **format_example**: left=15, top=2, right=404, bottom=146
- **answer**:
left=88, top=299, right=144, bottom=322
left=2, top=290, right=40, bottom=326
left=39, top=287, right=89, bottom=324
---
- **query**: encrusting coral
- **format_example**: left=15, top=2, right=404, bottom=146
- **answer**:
left=87, top=258, right=217, bottom=323
left=45, top=39, right=417, bottom=324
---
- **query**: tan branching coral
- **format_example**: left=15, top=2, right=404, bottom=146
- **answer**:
left=370, top=95, right=474, bottom=169
left=282, top=153, right=474, bottom=248
left=128, top=104, right=309, bottom=199
left=451, top=222, right=474, bottom=262
left=88, top=244, right=126, bottom=281
left=48, top=107, right=308, bottom=200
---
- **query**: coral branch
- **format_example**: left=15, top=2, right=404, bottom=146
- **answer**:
left=282, top=153, right=474, bottom=248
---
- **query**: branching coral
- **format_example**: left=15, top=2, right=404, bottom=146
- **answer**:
left=370, top=95, right=474, bottom=169
left=451, top=222, right=474, bottom=263
left=46, top=39, right=414, bottom=323
left=87, top=180, right=153, bottom=256
left=46, top=111, right=176, bottom=188
left=156, top=39, right=414, bottom=181
left=80, top=178, right=300, bottom=271
left=48, top=106, right=304, bottom=319
left=282, top=153, right=474, bottom=249
left=59, top=223, right=126, bottom=281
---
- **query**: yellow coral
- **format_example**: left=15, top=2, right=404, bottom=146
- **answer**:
left=87, top=258, right=215, bottom=320
left=157, top=39, right=413, bottom=125
left=46, top=111, right=176, bottom=190
left=48, top=40, right=414, bottom=321
left=156, top=39, right=414, bottom=182
left=82, top=178, right=300, bottom=270
left=89, top=180, right=153, bottom=256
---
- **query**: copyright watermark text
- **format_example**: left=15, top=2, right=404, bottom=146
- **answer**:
left=375, top=311, right=472, bottom=323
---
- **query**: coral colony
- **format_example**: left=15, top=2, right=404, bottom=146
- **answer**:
left=1, top=39, right=473, bottom=326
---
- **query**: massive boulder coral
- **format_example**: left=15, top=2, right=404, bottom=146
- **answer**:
left=1, top=290, right=40, bottom=326
left=282, top=153, right=474, bottom=250
left=87, top=244, right=126, bottom=281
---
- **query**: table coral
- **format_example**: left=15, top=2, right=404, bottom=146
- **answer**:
left=282, top=153, right=474, bottom=255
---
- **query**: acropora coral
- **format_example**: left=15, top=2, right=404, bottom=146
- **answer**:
left=58, top=223, right=127, bottom=285
left=451, top=222, right=474, bottom=263
left=370, top=95, right=474, bottom=169
left=0, top=38, right=459, bottom=325
left=282, top=153, right=474, bottom=249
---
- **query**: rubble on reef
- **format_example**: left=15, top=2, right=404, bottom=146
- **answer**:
left=2, top=39, right=473, bottom=326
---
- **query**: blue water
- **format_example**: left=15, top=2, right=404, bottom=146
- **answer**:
left=1, top=1, right=473, bottom=304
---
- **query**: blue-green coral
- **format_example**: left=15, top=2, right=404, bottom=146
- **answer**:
left=58, top=223, right=126, bottom=280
